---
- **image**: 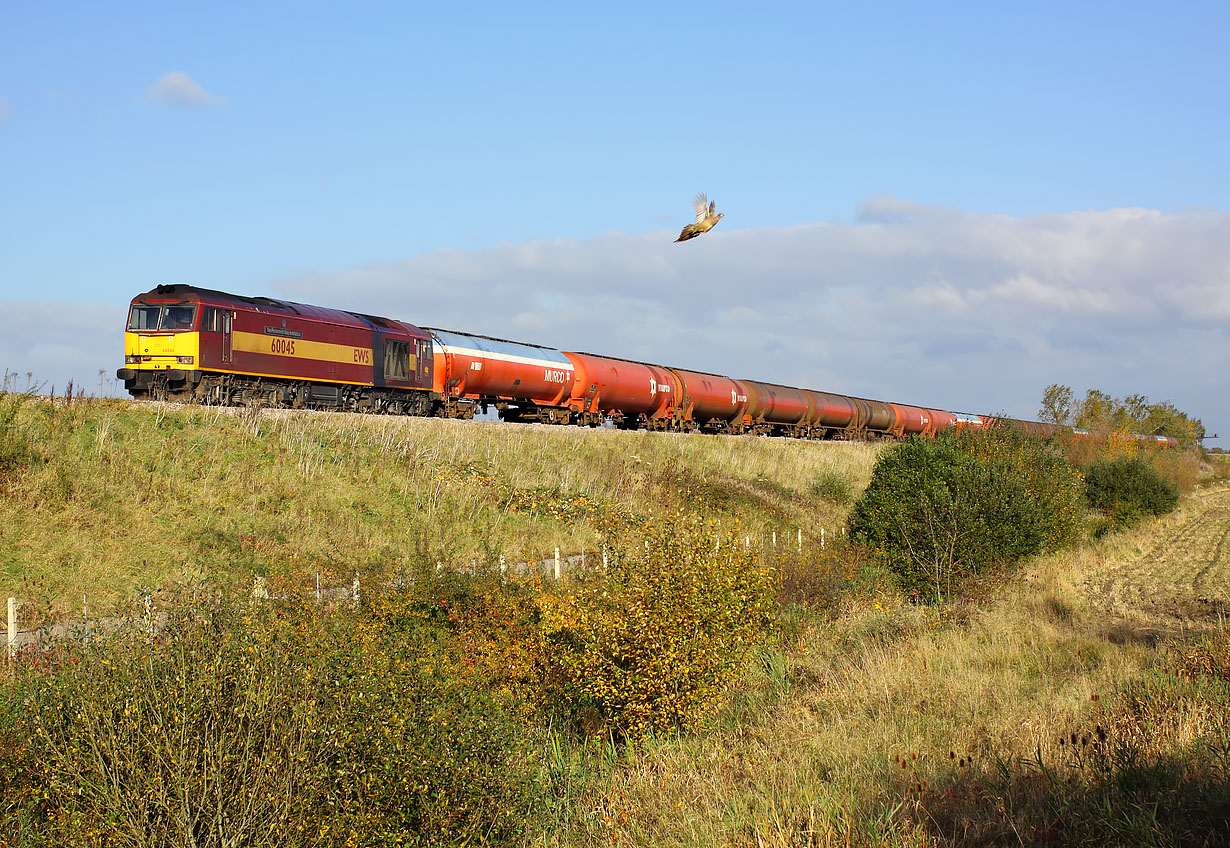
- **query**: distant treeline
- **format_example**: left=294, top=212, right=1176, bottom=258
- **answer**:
left=1039, top=384, right=1204, bottom=447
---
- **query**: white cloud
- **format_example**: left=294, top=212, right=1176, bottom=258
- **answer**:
left=148, top=71, right=227, bottom=109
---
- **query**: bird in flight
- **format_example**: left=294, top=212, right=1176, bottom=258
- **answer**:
left=674, top=193, right=724, bottom=242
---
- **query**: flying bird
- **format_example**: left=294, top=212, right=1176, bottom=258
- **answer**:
left=674, top=193, right=724, bottom=242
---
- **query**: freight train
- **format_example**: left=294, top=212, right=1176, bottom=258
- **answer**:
left=115, top=284, right=1179, bottom=448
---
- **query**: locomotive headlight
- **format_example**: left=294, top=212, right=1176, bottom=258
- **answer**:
left=176, top=356, right=195, bottom=365
left=125, top=355, right=140, bottom=364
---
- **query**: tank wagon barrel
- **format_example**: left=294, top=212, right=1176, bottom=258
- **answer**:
left=115, top=284, right=1184, bottom=448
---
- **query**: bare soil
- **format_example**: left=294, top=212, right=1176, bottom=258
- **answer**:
left=1082, top=486, right=1230, bottom=643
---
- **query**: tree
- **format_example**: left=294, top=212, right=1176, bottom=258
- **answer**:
left=1039, top=384, right=1074, bottom=426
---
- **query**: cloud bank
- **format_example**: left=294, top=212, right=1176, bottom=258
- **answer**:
left=148, top=71, right=227, bottom=109
left=2, top=200, right=1224, bottom=443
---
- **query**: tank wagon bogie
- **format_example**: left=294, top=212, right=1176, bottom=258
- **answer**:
left=116, top=285, right=1184, bottom=449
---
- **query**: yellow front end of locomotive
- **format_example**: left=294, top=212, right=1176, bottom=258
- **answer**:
left=123, top=330, right=201, bottom=374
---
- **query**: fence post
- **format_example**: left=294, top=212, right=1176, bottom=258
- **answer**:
left=772, top=531, right=777, bottom=548
left=797, top=529, right=802, bottom=553
left=821, top=527, right=826, bottom=550
left=499, top=555, right=506, bottom=575
left=351, top=576, right=361, bottom=607
left=554, top=547, right=561, bottom=580
left=602, top=545, right=608, bottom=571
left=7, top=597, right=16, bottom=661
left=315, top=572, right=321, bottom=604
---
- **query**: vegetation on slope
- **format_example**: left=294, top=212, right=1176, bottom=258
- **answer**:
left=1, top=392, right=1226, bottom=847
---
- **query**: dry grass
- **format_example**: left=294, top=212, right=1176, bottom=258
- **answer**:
left=544, top=490, right=1230, bottom=847
left=0, top=397, right=879, bottom=621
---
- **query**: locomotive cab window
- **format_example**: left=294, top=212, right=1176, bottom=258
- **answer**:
left=127, top=304, right=198, bottom=332
left=384, top=339, right=410, bottom=381
left=201, top=306, right=227, bottom=333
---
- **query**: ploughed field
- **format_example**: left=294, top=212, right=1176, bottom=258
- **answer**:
left=1083, top=485, right=1230, bottom=640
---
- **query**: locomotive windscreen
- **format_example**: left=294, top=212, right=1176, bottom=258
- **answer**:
left=127, top=305, right=197, bottom=332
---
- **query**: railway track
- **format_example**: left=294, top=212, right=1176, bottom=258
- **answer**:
left=1081, top=486, right=1230, bottom=642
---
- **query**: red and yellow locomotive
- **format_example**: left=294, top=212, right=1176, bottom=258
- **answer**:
left=117, top=285, right=434, bottom=414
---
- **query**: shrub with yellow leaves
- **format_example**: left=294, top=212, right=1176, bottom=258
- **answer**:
left=537, top=517, right=777, bottom=739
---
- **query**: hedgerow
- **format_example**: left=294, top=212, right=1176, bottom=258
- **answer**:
left=849, top=427, right=1084, bottom=600
left=1085, top=456, right=1179, bottom=531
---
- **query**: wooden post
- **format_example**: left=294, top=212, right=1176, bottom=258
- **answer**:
left=351, top=576, right=361, bottom=606
left=7, top=597, right=16, bottom=661
left=602, top=545, right=608, bottom=571
left=821, top=527, right=826, bottom=550
left=797, top=529, right=802, bottom=553
left=499, top=555, right=506, bottom=575
left=772, top=530, right=777, bottom=548
left=554, top=547, right=561, bottom=580
left=315, top=572, right=321, bottom=603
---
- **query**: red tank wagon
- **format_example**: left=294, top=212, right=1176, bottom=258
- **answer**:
left=666, top=367, right=750, bottom=433
left=563, top=352, right=677, bottom=429
left=427, top=328, right=576, bottom=423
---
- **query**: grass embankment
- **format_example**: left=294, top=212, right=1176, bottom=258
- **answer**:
left=2, top=392, right=1227, bottom=846
left=0, top=394, right=873, bottom=619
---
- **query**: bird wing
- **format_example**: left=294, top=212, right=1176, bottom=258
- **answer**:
left=692, top=193, right=710, bottom=224
left=708, top=199, right=716, bottom=218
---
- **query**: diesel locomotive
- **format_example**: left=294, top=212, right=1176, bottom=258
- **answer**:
left=116, top=284, right=1179, bottom=447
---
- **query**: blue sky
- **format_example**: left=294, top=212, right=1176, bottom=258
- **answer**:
left=1, top=1, right=1227, bottom=443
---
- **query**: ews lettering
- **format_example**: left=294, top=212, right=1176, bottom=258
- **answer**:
left=353, top=348, right=371, bottom=364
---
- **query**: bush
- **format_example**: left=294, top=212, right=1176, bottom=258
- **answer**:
left=849, top=427, right=1084, bottom=600
left=538, top=519, right=777, bottom=739
left=809, top=470, right=854, bottom=505
left=0, top=590, right=542, bottom=847
left=1085, top=457, right=1179, bottom=528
